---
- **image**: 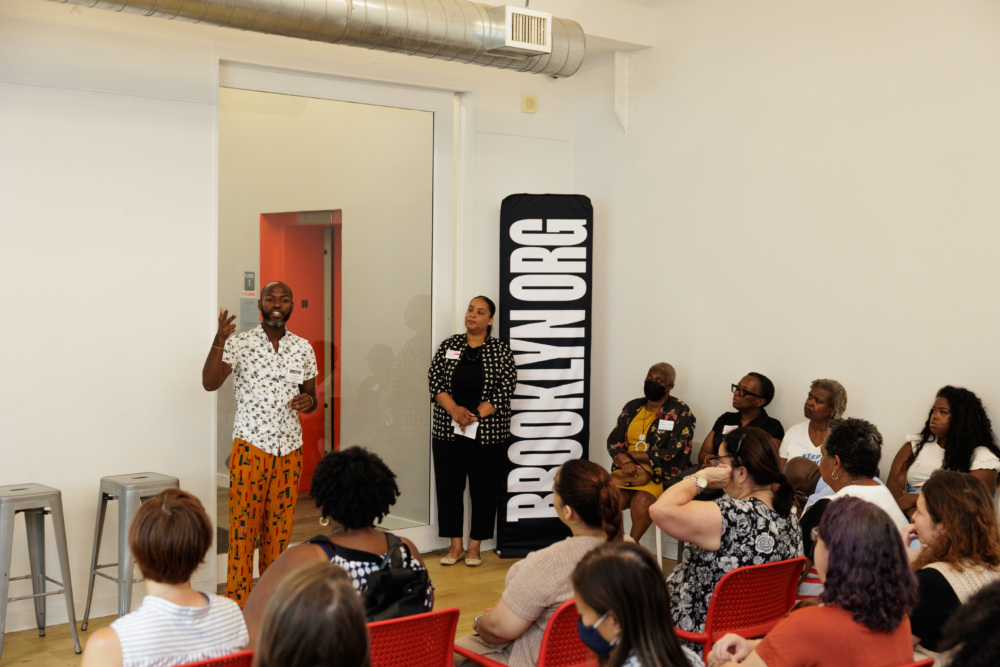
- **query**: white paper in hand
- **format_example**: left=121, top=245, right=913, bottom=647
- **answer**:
left=452, top=419, right=479, bottom=440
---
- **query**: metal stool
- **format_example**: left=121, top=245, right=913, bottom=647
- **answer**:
left=0, top=483, right=81, bottom=660
left=81, top=472, right=179, bottom=629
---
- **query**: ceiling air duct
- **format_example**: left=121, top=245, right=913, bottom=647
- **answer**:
left=46, top=0, right=586, bottom=77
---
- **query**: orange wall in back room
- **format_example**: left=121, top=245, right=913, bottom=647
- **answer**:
left=260, top=211, right=341, bottom=493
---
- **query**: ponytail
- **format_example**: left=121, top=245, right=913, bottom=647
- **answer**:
left=555, top=460, right=623, bottom=542
left=771, top=472, right=795, bottom=518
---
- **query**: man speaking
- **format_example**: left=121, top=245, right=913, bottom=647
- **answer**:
left=202, top=280, right=317, bottom=605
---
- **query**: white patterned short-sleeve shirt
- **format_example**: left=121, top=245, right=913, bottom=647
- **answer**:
left=222, top=325, right=318, bottom=456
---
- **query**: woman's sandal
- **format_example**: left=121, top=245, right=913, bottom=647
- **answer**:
left=439, top=551, right=466, bottom=566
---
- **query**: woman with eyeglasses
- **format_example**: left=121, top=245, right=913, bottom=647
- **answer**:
left=709, top=496, right=918, bottom=667
left=903, top=470, right=1000, bottom=659
left=696, top=373, right=784, bottom=467
left=887, top=385, right=1000, bottom=521
left=649, top=426, right=802, bottom=641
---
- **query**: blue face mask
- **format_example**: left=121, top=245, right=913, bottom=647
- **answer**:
left=576, top=612, right=618, bottom=658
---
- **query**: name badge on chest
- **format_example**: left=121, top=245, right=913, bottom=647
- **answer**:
left=285, top=367, right=305, bottom=385
left=659, top=419, right=674, bottom=431
left=446, top=349, right=461, bottom=360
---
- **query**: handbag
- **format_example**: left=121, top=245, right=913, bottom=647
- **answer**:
left=307, top=532, right=430, bottom=621
left=610, top=460, right=654, bottom=488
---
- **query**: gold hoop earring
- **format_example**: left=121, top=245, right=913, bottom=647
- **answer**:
left=319, top=516, right=330, bottom=527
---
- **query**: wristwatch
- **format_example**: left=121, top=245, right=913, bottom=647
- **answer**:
left=685, top=474, right=708, bottom=491
left=473, top=408, right=482, bottom=420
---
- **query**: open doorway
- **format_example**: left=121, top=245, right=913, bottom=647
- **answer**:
left=216, top=84, right=441, bottom=574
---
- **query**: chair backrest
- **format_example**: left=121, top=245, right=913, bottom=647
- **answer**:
left=703, top=557, right=807, bottom=643
left=535, top=599, right=594, bottom=667
left=368, top=607, right=460, bottom=667
left=173, top=650, right=254, bottom=667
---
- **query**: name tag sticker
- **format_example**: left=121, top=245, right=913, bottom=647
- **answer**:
left=660, top=420, right=674, bottom=431
left=446, top=349, right=461, bottom=360
left=722, top=424, right=738, bottom=435
left=285, top=367, right=304, bottom=384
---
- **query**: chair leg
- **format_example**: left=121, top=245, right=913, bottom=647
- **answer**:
left=0, top=504, right=17, bottom=662
left=24, top=508, right=46, bottom=636
left=655, top=524, right=663, bottom=570
left=50, top=495, right=81, bottom=653
left=118, top=489, right=141, bottom=617
left=82, top=490, right=109, bottom=631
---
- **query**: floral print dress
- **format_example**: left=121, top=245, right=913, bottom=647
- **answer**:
left=667, top=497, right=803, bottom=634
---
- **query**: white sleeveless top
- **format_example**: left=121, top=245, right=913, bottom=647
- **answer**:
left=111, top=593, right=248, bottom=667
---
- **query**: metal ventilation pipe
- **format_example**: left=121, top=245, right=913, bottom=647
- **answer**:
left=47, top=0, right=586, bottom=77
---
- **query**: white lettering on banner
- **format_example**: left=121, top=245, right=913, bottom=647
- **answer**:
left=505, top=213, right=590, bottom=525
left=510, top=275, right=587, bottom=301
left=511, top=340, right=584, bottom=366
left=508, top=466, right=560, bottom=492
left=510, top=247, right=587, bottom=273
left=509, top=439, right=583, bottom=466
left=509, top=310, right=585, bottom=338
left=510, top=411, right=584, bottom=439
left=507, top=493, right=556, bottom=521
left=510, top=219, right=588, bottom=246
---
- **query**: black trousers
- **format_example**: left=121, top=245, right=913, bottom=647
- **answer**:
left=432, top=437, right=501, bottom=541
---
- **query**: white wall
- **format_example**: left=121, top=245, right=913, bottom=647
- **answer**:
left=576, top=0, right=1000, bottom=478
left=0, top=0, right=580, bottom=633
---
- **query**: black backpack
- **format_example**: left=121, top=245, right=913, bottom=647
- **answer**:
left=307, top=532, right=430, bottom=621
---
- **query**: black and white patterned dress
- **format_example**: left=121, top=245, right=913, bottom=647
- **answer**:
left=667, top=497, right=803, bottom=635
left=312, top=538, right=434, bottom=613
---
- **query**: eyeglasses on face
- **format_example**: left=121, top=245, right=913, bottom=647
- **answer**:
left=731, top=383, right=764, bottom=399
left=707, top=455, right=736, bottom=467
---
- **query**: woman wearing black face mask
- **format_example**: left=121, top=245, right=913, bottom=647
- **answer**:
left=607, top=363, right=697, bottom=541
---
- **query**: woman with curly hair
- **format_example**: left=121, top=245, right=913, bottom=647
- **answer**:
left=572, top=542, right=701, bottom=667
left=903, top=470, right=1000, bottom=657
left=455, top=459, right=623, bottom=667
left=242, top=446, right=432, bottom=647
left=710, top=496, right=918, bottom=666
left=649, top=427, right=802, bottom=641
left=888, top=386, right=1000, bottom=520
left=777, top=378, right=847, bottom=467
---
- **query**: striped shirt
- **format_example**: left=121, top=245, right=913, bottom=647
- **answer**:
left=111, top=593, right=248, bottom=667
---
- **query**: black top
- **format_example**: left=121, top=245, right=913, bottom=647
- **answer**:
left=911, top=568, right=961, bottom=652
left=451, top=350, right=485, bottom=410
left=710, top=409, right=785, bottom=451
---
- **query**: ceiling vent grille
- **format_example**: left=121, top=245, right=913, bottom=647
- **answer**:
left=485, top=5, right=553, bottom=57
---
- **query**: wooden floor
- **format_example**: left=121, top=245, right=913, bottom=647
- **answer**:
left=6, top=494, right=677, bottom=666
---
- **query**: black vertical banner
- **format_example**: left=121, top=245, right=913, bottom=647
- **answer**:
left=496, top=194, right=593, bottom=558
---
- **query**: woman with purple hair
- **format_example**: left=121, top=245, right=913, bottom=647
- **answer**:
left=708, top=496, right=918, bottom=667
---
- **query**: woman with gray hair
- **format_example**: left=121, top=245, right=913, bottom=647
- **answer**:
left=778, top=379, right=848, bottom=468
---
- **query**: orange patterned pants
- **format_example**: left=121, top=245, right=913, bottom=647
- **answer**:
left=226, top=439, right=302, bottom=606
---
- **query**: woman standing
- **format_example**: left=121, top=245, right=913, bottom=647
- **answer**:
left=649, top=427, right=802, bottom=638
left=428, top=296, right=517, bottom=566
left=904, top=470, right=1000, bottom=657
left=888, top=386, right=1000, bottom=520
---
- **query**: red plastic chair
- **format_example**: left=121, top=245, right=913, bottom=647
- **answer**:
left=675, top=556, right=806, bottom=663
left=899, top=660, right=934, bottom=667
left=368, top=607, right=460, bottom=667
left=173, top=650, right=254, bottom=667
left=454, top=599, right=596, bottom=667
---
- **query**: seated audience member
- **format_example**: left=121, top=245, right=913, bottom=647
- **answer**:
left=456, top=459, right=623, bottom=667
left=81, top=489, right=247, bottom=667
left=777, top=378, right=847, bottom=467
left=572, top=542, right=702, bottom=667
left=709, top=496, right=918, bottom=667
left=253, top=561, right=370, bottom=667
left=649, top=427, right=802, bottom=639
left=243, top=446, right=431, bottom=646
left=607, top=362, right=696, bottom=541
left=888, top=385, right=1000, bottom=520
left=903, top=470, right=1000, bottom=658
left=937, top=580, right=1000, bottom=667
left=697, top=373, right=784, bottom=466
